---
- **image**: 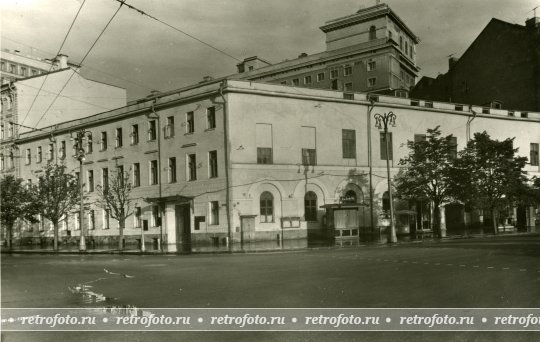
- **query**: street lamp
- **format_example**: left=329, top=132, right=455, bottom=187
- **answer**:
left=374, top=111, right=397, bottom=244
left=72, top=129, right=92, bottom=252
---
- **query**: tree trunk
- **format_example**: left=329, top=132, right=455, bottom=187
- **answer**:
left=491, top=208, right=498, bottom=235
left=433, top=202, right=441, bottom=238
left=53, top=221, right=59, bottom=251
left=118, top=219, right=125, bottom=251
left=6, top=223, right=13, bottom=250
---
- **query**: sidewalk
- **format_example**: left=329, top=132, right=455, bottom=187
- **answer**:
left=2, top=231, right=538, bottom=255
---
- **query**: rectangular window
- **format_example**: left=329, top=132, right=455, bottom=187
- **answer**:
left=100, top=132, right=107, bottom=150
left=60, top=141, right=66, bottom=159
left=342, top=129, right=356, bottom=159
left=0, top=124, right=4, bottom=139
left=32, top=69, right=38, bottom=76
left=301, top=126, right=316, bottom=165
left=399, top=36, right=403, bottom=50
left=414, top=134, right=426, bottom=143
left=317, top=72, right=325, bottom=82
left=256, top=123, right=273, bottom=164
left=21, top=67, right=27, bottom=76
left=150, top=160, right=158, bottom=185
left=133, top=163, right=140, bottom=187
left=292, top=79, right=299, bottom=86
left=368, top=77, right=376, bottom=87
left=344, top=82, right=353, bottom=92
left=343, top=66, right=352, bottom=76
left=0, top=154, right=4, bottom=170
left=148, top=120, right=157, bottom=140
left=103, top=210, right=110, bottom=229
left=115, top=128, right=123, bottom=147
left=25, top=149, right=31, bottom=165
left=208, top=150, right=218, bottom=178
left=367, top=61, right=376, bottom=71
left=304, top=75, right=312, bottom=84
left=48, top=143, right=54, bottom=161
left=449, top=137, right=458, bottom=159
left=134, top=207, right=142, bottom=228
left=88, top=170, right=94, bottom=192
left=168, top=157, right=177, bottom=183
left=8, top=122, right=14, bottom=137
left=330, top=69, right=338, bottom=79
left=87, top=133, right=93, bottom=153
left=257, top=147, right=273, bottom=164
left=131, top=124, right=139, bottom=144
left=210, top=201, right=219, bottom=225
left=102, top=168, right=109, bottom=189
left=207, top=107, right=216, bottom=129
left=380, top=132, right=393, bottom=160
left=186, top=112, right=194, bottom=133
left=531, top=143, right=539, bottom=166
left=89, top=210, right=95, bottom=230
left=9, top=64, right=16, bottom=73
left=166, top=116, right=175, bottom=137
left=187, top=154, right=197, bottom=181
left=152, top=206, right=160, bottom=226
left=280, top=81, right=287, bottom=85
left=117, top=165, right=124, bottom=186
left=302, top=148, right=317, bottom=166
left=37, top=146, right=42, bottom=163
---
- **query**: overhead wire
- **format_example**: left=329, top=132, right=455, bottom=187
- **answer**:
left=111, top=0, right=242, bottom=62
left=32, top=1, right=125, bottom=130
left=19, top=0, right=88, bottom=127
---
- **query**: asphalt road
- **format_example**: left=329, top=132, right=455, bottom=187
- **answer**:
left=2, top=235, right=540, bottom=341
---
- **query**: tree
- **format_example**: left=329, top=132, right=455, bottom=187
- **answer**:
left=96, top=168, right=134, bottom=251
left=0, top=175, right=39, bottom=249
left=34, top=163, right=79, bottom=251
left=394, top=126, right=457, bottom=238
left=453, top=131, right=528, bottom=234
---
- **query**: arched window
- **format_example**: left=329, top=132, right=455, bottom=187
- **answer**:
left=304, top=191, right=318, bottom=221
left=382, top=191, right=390, bottom=211
left=343, top=190, right=357, bottom=204
left=369, top=26, right=376, bottom=40
left=260, top=191, right=274, bottom=223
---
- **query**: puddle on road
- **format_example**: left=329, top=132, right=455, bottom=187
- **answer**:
left=68, top=268, right=154, bottom=317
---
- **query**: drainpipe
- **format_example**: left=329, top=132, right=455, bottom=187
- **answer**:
left=150, top=101, right=163, bottom=251
left=367, top=98, right=375, bottom=237
left=219, top=82, right=233, bottom=250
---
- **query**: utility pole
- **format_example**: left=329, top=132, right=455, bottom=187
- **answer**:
left=374, top=111, right=397, bottom=243
left=72, top=129, right=91, bottom=252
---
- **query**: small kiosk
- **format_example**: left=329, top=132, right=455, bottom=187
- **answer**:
left=320, top=203, right=367, bottom=240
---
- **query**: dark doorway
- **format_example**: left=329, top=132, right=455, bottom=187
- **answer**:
left=175, top=205, right=192, bottom=252
left=516, top=205, right=527, bottom=232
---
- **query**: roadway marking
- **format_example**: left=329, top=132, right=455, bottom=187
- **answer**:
left=473, top=265, right=480, bottom=268
left=446, top=264, right=453, bottom=266
left=520, top=269, right=527, bottom=272
left=502, top=267, right=510, bottom=270
left=487, top=267, right=495, bottom=269
left=459, top=265, right=466, bottom=267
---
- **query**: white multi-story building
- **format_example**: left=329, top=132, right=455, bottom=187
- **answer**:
left=4, top=80, right=539, bottom=249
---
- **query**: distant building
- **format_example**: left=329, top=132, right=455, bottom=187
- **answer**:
left=234, top=3, right=420, bottom=97
left=411, top=16, right=540, bottom=112
left=0, top=49, right=73, bottom=85
left=0, top=54, right=127, bottom=177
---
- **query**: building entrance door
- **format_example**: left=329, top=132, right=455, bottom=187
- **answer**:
left=175, top=204, right=191, bottom=252
left=240, top=215, right=256, bottom=248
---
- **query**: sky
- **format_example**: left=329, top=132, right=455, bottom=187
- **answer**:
left=1, top=0, right=538, bottom=101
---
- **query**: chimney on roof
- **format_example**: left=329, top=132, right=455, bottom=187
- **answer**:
left=448, top=57, right=458, bottom=70
left=298, top=52, right=308, bottom=58
left=53, top=54, right=69, bottom=69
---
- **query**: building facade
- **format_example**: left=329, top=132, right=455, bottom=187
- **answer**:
left=0, top=56, right=127, bottom=178
left=0, top=49, right=70, bottom=85
left=411, top=16, right=540, bottom=112
left=233, top=3, right=420, bottom=97
left=3, top=80, right=539, bottom=248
